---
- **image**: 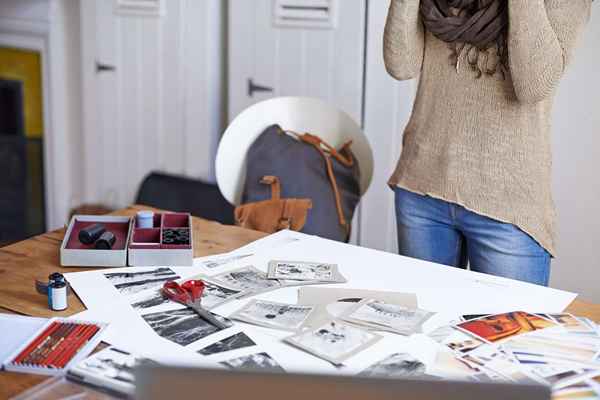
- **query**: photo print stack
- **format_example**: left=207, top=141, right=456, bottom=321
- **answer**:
left=68, top=346, right=158, bottom=397
left=231, top=300, right=315, bottom=331
left=267, top=260, right=347, bottom=285
left=210, top=266, right=282, bottom=296
left=285, top=320, right=382, bottom=366
left=340, top=299, right=433, bottom=335
left=425, top=311, right=600, bottom=397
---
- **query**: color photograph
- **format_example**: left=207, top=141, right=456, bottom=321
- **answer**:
left=456, top=311, right=557, bottom=343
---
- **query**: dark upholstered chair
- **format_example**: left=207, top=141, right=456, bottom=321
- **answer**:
left=135, top=172, right=235, bottom=225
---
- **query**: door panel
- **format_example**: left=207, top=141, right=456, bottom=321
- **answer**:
left=80, top=0, right=224, bottom=209
left=228, top=0, right=366, bottom=123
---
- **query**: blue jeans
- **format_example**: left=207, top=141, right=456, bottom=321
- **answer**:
left=394, top=187, right=551, bottom=286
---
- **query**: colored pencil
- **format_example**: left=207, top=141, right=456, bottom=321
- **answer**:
left=59, top=324, right=100, bottom=368
left=10, top=320, right=103, bottom=372
left=31, top=323, right=74, bottom=365
left=56, top=324, right=99, bottom=368
left=22, top=323, right=72, bottom=365
left=43, top=324, right=85, bottom=367
left=12, top=321, right=59, bottom=364
left=49, top=324, right=88, bottom=368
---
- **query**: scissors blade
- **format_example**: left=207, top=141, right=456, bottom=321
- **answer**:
left=191, top=304, right=229, bottom=330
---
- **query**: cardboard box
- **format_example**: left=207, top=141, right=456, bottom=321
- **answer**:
left=60, top=212, right=194, bottom=267
left=128, top=212, right=193, bottom=266
left=60, top=215, right=133, bottom=267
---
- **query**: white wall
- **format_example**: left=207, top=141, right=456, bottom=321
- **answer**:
left=80, top=0, right=225, bottom=210
left=360, top=0, right=413, bottom=253
left=363, top=2, right=600, bottom=302
left=551, top=12, right=600, bottom=303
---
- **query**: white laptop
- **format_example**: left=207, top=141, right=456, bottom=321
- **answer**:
left=135, top=365, right=550, bottom=400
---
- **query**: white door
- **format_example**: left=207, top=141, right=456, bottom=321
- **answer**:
left=228, top=0, right=366, bottom=124
left=80, top=0, right=224, bottom=209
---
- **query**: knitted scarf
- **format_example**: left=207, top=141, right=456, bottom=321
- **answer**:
left=420, top=0, right=509, bottom=79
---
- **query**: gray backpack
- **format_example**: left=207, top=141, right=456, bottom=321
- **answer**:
left=237, top=124, right=361, bottom=242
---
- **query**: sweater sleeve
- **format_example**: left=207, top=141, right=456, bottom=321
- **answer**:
left=383, top=0, right=425, bottom=81
left=508, top=0, right=591, bottom=104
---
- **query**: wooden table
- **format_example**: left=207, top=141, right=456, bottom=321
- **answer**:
left=1, top=205, right=599, bottom=398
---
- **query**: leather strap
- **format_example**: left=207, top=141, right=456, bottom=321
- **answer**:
left=260, top=175, right=281, bottom=200
left=260, top=175, right=295, bottom=230
left=278, top=199, right=293, bottom=231
left=282, top=129, right=352, bottom=234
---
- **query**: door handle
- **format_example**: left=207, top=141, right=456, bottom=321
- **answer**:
left=248, top=78, right=273, bottom=97
left=96, top=61, right=116, bottom=73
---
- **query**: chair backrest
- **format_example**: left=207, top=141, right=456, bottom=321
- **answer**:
left=135, top=172, right=235, bottom=225
left=216, top=97, right=374, bottom=206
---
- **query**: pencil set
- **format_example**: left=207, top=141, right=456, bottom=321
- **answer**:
left=3, top=318, right=107, bottom=376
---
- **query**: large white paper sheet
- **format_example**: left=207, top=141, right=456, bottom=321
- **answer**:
left=65, top=231, right=577, bottom=376
left=193, top=229, right=308, bottom=270
left=233, top=234, right=577, bottom=314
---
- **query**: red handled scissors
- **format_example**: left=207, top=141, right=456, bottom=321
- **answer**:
left=162, top=280, right=229, bottom=329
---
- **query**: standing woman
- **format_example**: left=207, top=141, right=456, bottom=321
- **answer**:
left=384, top=0, right=592, bottom=285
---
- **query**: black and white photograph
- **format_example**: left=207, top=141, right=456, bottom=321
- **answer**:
left=359, top=353, right=427, bottom=379
left=199, top=253, right=254, bottom=269
left=68, top=346, right=156, bottom=396
left=130, top=288, right=171, bottom=311
left=197, top=332, right=257, bottom=356
left=130, top=277, right=243, bottom=313
left=104, top=268, right=180, bottom=296
left=342, top=299, right=432, bottom=335
left=231, top=300, right=315, bottom=331
left=285, top=320, right=382, bottom=365
left=142, top=308, right=232, bottom=346
left=211, top=266, right=280, bottom=294
left=220, top=352, right=285, bottom=373
left=199, top=279, right=245, bottom=309
left=268, top=260, right=341, bottom=282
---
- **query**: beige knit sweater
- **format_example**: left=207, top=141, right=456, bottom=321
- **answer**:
left=385, top=0, right=591, bottom=256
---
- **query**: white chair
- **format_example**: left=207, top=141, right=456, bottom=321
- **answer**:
left=216, top=97, right=374, bottom=207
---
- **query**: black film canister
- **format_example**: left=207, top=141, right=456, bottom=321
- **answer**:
left=48, top=272, right=65, bottom=284
left=95, top=231, right=116, bottom=250
left=79, top=223, right=106, bottom=245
